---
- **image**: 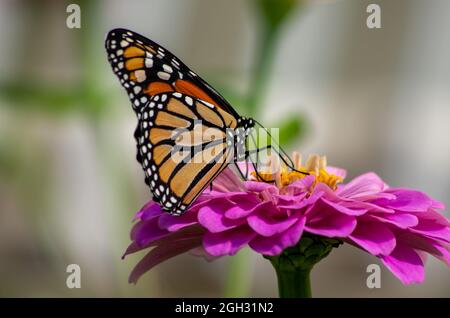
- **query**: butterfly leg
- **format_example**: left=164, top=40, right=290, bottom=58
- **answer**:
left=244, top=151, right=249, bottom=179
left=233, top=161, right=247, bottom=180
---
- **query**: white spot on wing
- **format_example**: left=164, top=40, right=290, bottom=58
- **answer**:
left=157, top=72, right=170, bottom=80
left=135, top=70, right=146, bottom=82
left=185, top=96, right=193, bottom=106
left=145, top=58, right=153, bottom=68
left=163, top=64, right=173, bottom=73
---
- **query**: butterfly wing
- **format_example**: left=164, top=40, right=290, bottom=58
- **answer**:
left=137, top=92, right=237, bottom=215
left=105, top=29, right=242, bottom=215
left=105, top=28, right=240, bottom=117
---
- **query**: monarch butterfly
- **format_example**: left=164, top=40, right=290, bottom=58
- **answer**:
left=105, top=28, right=304, bottom=215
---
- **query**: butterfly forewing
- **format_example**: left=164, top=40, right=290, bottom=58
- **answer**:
left=105, top=28, right=239, bottom=117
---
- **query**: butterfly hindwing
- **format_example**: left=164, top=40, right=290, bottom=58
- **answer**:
left=136, top=92, right=237, bottom=215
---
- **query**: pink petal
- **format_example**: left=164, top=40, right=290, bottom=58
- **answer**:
left=198, top=200, right=246, bottom=233
left=372, top=189, right=433, bottom=213
left=369, top=213, right=419, bottom=229
left=200, top=191, right=250, bottom=201
left=321, top=198, right=368, bottom=216
left=130, top=217, right=168, bottom=247
left=349, top=221, right=396, bottom=255
left=249, top=217, right=306, bottom=256
left=380, top=242, right=425, bottom=284
left=275, top=192, right=307, bottom=207
left=247, top=208, right=300, bottom=237
left=304, top=201, right=357, bottom=237
left=124, top=225, right=203, bottom=258
left=244, top=181, right=278, bottom=193
left=213, top=167, right=245, bottom=192
left=419, top=209, right=450, bottom=226
left=129, top=237, right=202, bottom=284
left=315, top=182, right=394, bottom=213
left=336, top=172, right=387, bottom=199
left=225, top=200, right=270, bottom=220
left=432, top=199, right=446, bottom=210
left=134, top=201, right=164, bottom=221
left=276, top=190, right=323, bottom=210
left=345, top=200, right=395, bottom=213
left=158, top=211, right=198, bottom=232
left=396, top=231, right=450, bottom=266
left=410, top=218, right=450, bottom=244
left=203, top=226, right=257, bottom=256
left=285, top=175, right=316, bottom=192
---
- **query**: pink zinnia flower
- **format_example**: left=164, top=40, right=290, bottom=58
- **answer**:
left=124, top=153, right=450, bottom=285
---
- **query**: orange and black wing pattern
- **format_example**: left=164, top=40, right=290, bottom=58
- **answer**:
left=105, top=29, right=241, bottom=215
left=136, top=92, right=238, bottom=215
left=105, top=28, right=239, bottom=117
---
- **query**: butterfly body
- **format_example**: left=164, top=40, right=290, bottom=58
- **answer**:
left=105, top=28, right=257, bottom=215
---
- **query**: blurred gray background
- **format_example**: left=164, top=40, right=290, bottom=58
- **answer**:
left=0, top=0, right=449, bottom=297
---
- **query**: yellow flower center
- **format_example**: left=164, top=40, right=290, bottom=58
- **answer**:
left=251, top=152, right=343, bottom=190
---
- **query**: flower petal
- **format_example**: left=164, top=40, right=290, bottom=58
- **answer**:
left=372, top=189, right=433, bottom=213
left=395, top=231, right=450, bottom=266
left=212, top=167, right=246, bottom=192
left=247, top=208, right=300, bottom=237
left=203, top=226, right=257, bottom=256
left=244, top=181, right=278, bottom=193
left=134, top=201, right=164, bottom=221
left=249, top=217, right=306, bottom=256
left=198, top=200, right=245, bottom=233
left=285, top=175, right=316, bottom=192
left=131, top=217, right=168, bottom=247
left=432, top=199, right=446, bottom=210
left=321, top=198, right=367, bottom=216
left=380, top=242, right=425, bottom=284
left=277, top=190, right=323, bottom=209
left=336, top=172, right=387, bottom=199
left=304, top=200, right=357, bottom=237
left=369, top=213, right=419, bottom=229
left=349, top=221, right=396, bottom=255
left=224, top=200, right=269, bottom=220
left=129, top=237, right=202, bottom=284
left=410, top=218, right=450, bottom=244
left=158, top=211, right=198, bottom=232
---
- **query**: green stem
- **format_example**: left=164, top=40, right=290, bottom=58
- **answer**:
left=266, top=234, right=343, bottom=298
left=275, top=267, right=311, bottom=298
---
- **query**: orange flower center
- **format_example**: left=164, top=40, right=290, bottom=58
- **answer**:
left=251, top=153, right=343, bottom=190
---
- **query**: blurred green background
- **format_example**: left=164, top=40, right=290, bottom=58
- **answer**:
left=0, top=0, right=449, bottom=297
